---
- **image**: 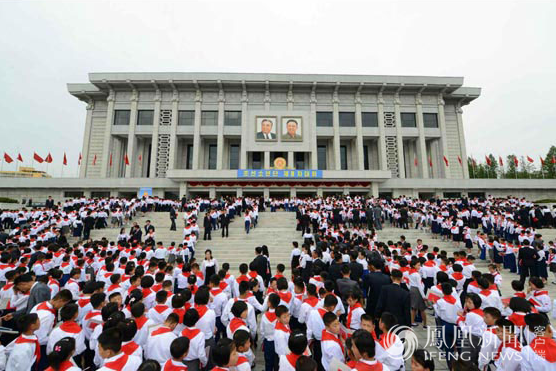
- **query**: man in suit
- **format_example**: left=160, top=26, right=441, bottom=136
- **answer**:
left=518, top=239, right=538, bottom=283
left=336, top=265, right=359, bottom=298
left=5, top=274, right=51, bottom=320
left=129, top=223, right=142, bottom=243
left=219, top=212, right=230, bottom=238
left=328, top=253, right=344, bottom=288
left=364, top=259, right=391, bottom=315
left=144, top=220, right=155, bottom=235
left=169, top=207, right=177, bottom=231
left=45, top=196, right=55, bottom=209
left=203, top=213, right=212, bottom=240
left=251, top=247, right=268, bottom=281
left=256, top=119, right=276, bottom=140
left=83, top=211, right=95, bottom=240
left=348, top=251, right=364, bottom=283
left=375, top=269, right=411, bottom=328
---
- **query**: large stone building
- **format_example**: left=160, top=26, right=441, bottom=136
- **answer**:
left=1, top=72, right=555, bottom=201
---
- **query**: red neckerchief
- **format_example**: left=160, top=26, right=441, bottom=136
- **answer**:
left=121, top=341, right=140, bottom=355
left=15, top=335, right=40, bottom=364
left=2, top=283, right=14, bottom=291
left=194, top=304, right=208, bottom=318
left=443, top=295, right=457, bottom=304
left=248, top=271, right=258, bottom=279
left=181, top=327, right=201, bottom=339
left=286, top=353, right=302, bottom=367
left=347, top=303, right=362, bottom=328
left=219, top=282, right=228, bottom=291
left=104, top=354, right=129, bottom=370
left=514, top=292, right=526, bottom=298
left=173, top=308, right=186, bottom=323
left=135, top=316, right=148, bottom=329
left=303, top=296, right=319, bottom=307
left=480, top=289, right=492, bottom=297
left=322, top=329, right=344, bottom=352
left=37, top=301, right=56, bottom=316
left=141, top=287, right=152, bottom=298
left=163, top=359, right=188, bottom=371
left=486, top=326, right=497, bottom=334
left=317, top=308, right=327, bottom=319
left=439, top=265, right=448, bottom=271
left=152, top=284, right=162, bottom=292
left=48, top=279, right=60, bottom=287
left=470, top=308, right=484, bottom=317
left=509, top=312, right=527, bottom=327
left=108, top=284, right=120, bottom=292
left=237, top=356, right=249, bottom=367
left=408, top=268, right=418, bottom=275
left=451, top=272, right=464, bottom=280
left=529, top=336, right=556, bottom=362
left=77, top=297, right=90, bottom=308
left=278, top=291, right=292, bottom=303
left=264, top=310, right=277, bottom=322
left=312, top=276, right=323, bottom=282
left=424, top=261, right=435, bottom=267
left=59, top=321, right=81, bottom=334
left=211, top=288, right=223, bottom=296
left=353, top=360, right=384, bottom=370
left=534, top=290, right=549, bottom=297
left=46, top=359, right=73, bottom=371
left=276, top=321, right=291, bottom=333
left=152, top=326, right=173, bottom=336
left=230, top=317, right=247, bottom=333
left=494, top=337, right=521, bottom=360
left=379, top=332, right=397, bottom=350
left=154, top=305, right=169, bottom=314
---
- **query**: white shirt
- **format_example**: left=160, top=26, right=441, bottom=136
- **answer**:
left=30, top=301, right=56, bottom=345
left=47, top=322, right=86, bottom=355
left=5, top=334, right=38, bottom=371
left=181, top=327, right=208, bottom=368
left=320, top=330, right=344, bottom=371
left=97, top=352, right=142, bottom=371
left=145, top=327, right=177, bottom=365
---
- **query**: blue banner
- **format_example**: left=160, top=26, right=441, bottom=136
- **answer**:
left=138, top=187, right=153, bottom=197
left=237, top=169, right=323, bottom=179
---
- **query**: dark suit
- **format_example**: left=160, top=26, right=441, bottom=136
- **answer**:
left=518, top=246, right=538, bottom=283
left=329, top=262, right=343, bottom=287
left=169, top=208, right=177, bottom=231
left=256, top=132, right=276, bottom=140
left=45, top=198, right=55, bottom=209
left=375, top=283, right=411, bottom=328
left=349, top=261, right=364, bottom=283
left=219, top=214, right=230, bottom=237
left=365, top=271, right=391, bottom=315
left=251, top=255, right=268, bottom=280
left=336, top=277, right=359, bottom=298
left=14, top=282, right=51, bottom=318
left=203, top=215, right=212, bottom=240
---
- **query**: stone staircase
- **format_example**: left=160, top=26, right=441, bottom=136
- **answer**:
left=89, top=211, right=299, bottom=273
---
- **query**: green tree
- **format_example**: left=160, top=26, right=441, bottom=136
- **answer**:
left=504, top=155, right=518, bottom=178
left=541, top=145, right=556, bottom=178
left=485, top=154, right=498, bottom=178
left=518, top=156, right=536, bottom=178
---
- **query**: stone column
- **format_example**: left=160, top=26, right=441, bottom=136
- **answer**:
left=125, top=89, right=138, bottom=178
left=456, top=102, right=470, bottom=179
left=209, top=187, right=216, bottom=199
left=179, top=182, right=188, bottom=199
left=236, top=187, right=243, bottom=197
left=310, top=87, right=318, bottom=168
left=100, top=89, right=115, bottom=178
left=416, top=92, right=429, bottom=178
left=355, top=91, right=364, bottom=170
left=264, top=152, right=270, bottom=168
left=80, top=99, right=95, bottom=178
left=263, top=187, right=270, bottom=199
left=168, top=89, right=179, bottom=171
left=376, top=90, right=388, bottom=171
left=113, top=137, right=122, bottom=178
left=288, top=151, right=294, bottom=169
left=394, top=92, right=405, bottom=178
left=192, top=89, right=202, bottom=170
left=343, top=187, right=350, bottom=195
left=371, top=182, right=379, bottom=197
left=333, top=89, right=341, bottom=170
left=149, top=89, right=161, bottom=178
left=290, top=187, right=297, bottom=197
left=437, top=94, right=450, bottom=179
left=317, top=188, right=323, bottom=197
left=240, top=87, right=248, bottom=168
left=216, top=89, right=225, bottom=170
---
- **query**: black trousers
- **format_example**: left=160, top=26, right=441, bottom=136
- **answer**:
left=204, top=228, right=211, bottom=240
left=170, top=218, right=176, bottom=230
left=221, top=225, right=228, bottom=237
left=520, top=265, right=535, bottom=283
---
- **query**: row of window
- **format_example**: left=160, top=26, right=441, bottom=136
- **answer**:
left=114, top=110, right=439, bottom=128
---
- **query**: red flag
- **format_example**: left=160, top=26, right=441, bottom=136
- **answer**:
left=498, top=156, right=503, bottom=166
left=125, top=154, right=130, bottom=166
left=443, top=156, right=449, bottom=166
left=540, top=156, right=545, bottom=166
left=414, top=157, right=418, bottom=167
left=513, top=156, right=519, bottom=167
left=63, top=152, right=67, bottom=166
left=526, top=156, right=534, bottom=163
left=33, top=152, right=44, bottom=163
left=485, top=155, right=492, bottom=166
left=552, top=155, right=556, bottom=164
left=17, top=153, right=23, bottom=162
left=109, top=153, right=113, bottom=167
left=92, top=154, right=97, bottom=165
left=457, top=156, right=462, bottom=166
left=429, top=157, right=433, bottom=167
left=78, top=153, right=82, bottom=165
left=3, top=153, right=13, bottom=164
left=138, top=154, right=142, bottom=162
left=45, top=153, right=53, bottom=163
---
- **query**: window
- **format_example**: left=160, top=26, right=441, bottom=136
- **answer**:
left=208, top=145, right=217, bottom=169
left=364, top=145, right=369, bottom=170
left=423, top=113, right=439, bottom=128
left=339, top=112, right=355, bottom=127
left=295, top=152, right=305, bottom=169
left=224, top=111, right=242, bottom=126
left=252, top=152, right=262, bottom=169
left=178, top=111, right=194, bottom=126
left=229, top=145, right=239, bottom=169
left=137, top=110, right=154, bottom=125
left=401, top=113, right=417, bottom=127
left=64, top=191, right=84, bottom=198
left=317, top=112, right=333, bottom=127
left=201, top=111, right=218, bottom=126
left=186, top=144, right=193, bottom=169
left=114, top=110, right=130, bottom=125
left=317, top=146, right=327, bottom=170
left=340, top=145, right=348, bottom=170
left=362, top=112, right=378, bottom=127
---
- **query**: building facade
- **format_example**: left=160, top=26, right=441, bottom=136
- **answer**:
left=65, top=72, right=482, bottom=199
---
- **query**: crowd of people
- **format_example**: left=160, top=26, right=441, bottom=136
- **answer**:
left=0, top=194, right=554, bottom=371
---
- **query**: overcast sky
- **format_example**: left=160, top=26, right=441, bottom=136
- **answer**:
left=1, top=0, right=555, bottom=177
